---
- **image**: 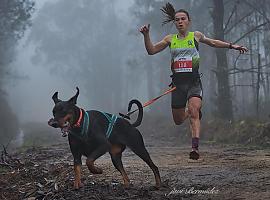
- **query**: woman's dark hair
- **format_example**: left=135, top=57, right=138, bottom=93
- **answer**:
left=161, top=2, right=190, bottom=25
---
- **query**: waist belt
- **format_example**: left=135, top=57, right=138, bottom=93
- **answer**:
left=170, top=72, right=201, bottom=84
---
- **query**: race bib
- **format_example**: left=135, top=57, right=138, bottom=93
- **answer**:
left=172, top=57, right=192, bottom=73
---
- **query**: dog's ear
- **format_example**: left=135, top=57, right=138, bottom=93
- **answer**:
left=68, top=87, right=79, bottom=105
left=52, top=92, right=61, bottom=104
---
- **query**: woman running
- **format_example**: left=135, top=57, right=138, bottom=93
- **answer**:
left=139, top=3, right=248, bottom=160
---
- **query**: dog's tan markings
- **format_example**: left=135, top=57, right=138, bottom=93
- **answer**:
left=58, top=114, right=72, bottom=127
left=110, top=144, right=123, bottom=156
left=86, top=159, right=103, bottom=174
left=109, top=144, right=130, bottom=187
left=121, top=171, right=130, bottom=187
left=64, top=114, right=72, bottom=123
left=154, top=173, right=161, bottom=189
left=74, top=164, right=84, bottom=189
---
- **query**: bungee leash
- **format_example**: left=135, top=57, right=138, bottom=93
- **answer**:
left=119, top=86, right=176, bottom=119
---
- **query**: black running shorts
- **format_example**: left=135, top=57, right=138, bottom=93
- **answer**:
left=171, top=80, right=203, bottom=109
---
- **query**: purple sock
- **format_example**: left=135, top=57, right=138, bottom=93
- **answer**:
left=192, top=137, right=199, bottom=150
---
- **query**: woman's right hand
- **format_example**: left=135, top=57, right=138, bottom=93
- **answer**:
left=139, top=24, right=150, bottom=35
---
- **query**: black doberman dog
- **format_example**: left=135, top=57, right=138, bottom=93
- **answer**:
left=48, top=87, right=161, bottom=189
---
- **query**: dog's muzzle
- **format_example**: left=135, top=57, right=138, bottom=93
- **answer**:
left=61, top=121, right=71, bottom=137
left=48, top=118, right=70, bottom=137
left=48, top=118, right=59, bottom=128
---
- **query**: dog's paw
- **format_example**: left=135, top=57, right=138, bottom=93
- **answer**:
left=73, top=181, right=84, bottom=190
left=159, top=179, right=170, bottom=189
left=149, top=185, right=160, bottom=191
left=89, top=166, right=103, bottom=174
left=123, top=182, right=132, bottom=188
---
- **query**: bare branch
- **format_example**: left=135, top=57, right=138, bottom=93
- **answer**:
left=224, top=3, right=238, bottom=32
left=0, top=162, right=12, bottom=168
left=211, top=69, right=218, bottom=74
left=233, top=22, right=269, bottom=44
left=243, top=0, right=270, bottom=25
left=232, top=54, right=241, bottom=69
left=230, top=84, right=254, bottom=88
left=225, top=11, right=254, bottom=35
left=228, top=67, right=269, bottom=74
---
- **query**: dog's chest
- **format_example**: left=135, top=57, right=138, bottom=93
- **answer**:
left=69, top=133, right=97, bottom=156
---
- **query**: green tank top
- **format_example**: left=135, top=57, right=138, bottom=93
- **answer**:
left=169, top=32, right=200, bottom=79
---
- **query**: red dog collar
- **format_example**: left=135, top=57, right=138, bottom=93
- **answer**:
left=73, top=109, right=83, bottom=128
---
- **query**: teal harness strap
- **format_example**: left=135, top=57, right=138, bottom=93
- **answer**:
left=81, top=111, right=89, bottom=136
left=102, top=112, right=118, bottom=138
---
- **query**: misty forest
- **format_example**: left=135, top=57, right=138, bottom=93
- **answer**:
left=1, top=0, right=270, bottom=200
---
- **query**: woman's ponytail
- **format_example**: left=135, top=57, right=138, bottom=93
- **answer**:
left=161, top=2, right=176, bottom=25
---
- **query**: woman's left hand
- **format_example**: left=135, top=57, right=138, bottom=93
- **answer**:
left=232, top=44, right=248, bottom=54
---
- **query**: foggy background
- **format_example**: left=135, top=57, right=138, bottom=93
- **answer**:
left=1, top=0, right=269, bottom=147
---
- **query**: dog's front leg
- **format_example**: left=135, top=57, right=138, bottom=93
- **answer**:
left=74, top=164, right=84, bottom=189
left=73, top=155, right=84, bottom=189
left=86, top=143, right=109, bottom=174
left=69, top=135, right=84, bottom=189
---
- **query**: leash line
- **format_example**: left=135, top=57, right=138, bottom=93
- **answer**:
left=125, top=86, right=176, bottom=117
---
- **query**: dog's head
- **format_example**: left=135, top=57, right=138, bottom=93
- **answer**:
left=48, top=87, right=80, bottom=136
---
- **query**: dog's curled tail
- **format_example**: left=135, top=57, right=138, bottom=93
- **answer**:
left=128, top=99, right=143, bottom=127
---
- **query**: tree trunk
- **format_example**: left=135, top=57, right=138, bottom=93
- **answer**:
left=256, top=53, right=261, bottom=118
left=212, top=0, right=234, bottom=120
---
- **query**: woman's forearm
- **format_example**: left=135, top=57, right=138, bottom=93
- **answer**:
left=143, top=34, right=155, bottom=55
left=210, top=39, right=230, bottom=48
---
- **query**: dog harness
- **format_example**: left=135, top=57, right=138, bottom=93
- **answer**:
left=73, top=109, right=118, bottom=138
left=81, top=111, right=89, bottom=136
left=101, top=112, right=118, bottom=138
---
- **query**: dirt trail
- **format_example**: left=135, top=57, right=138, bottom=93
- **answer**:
left=1, top=140, right=270, bottom=200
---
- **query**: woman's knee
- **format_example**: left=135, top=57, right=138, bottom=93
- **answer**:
left=187, top=106, right=200, bottom=119
left=173, top=116, right=185, bottom=125
left=172, top=108, right=186, bottom=125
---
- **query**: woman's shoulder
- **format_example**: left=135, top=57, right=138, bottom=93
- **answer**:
left=193, top=31, right=205, bottom=42
left=194, top=31, right=203, bottom=36
left=163, top=34, right=173, bottom=44
left=164, top=34, right=173, bottom=39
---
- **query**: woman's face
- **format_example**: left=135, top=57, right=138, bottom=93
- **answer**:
left=174, top=12, right=190, bottom=32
